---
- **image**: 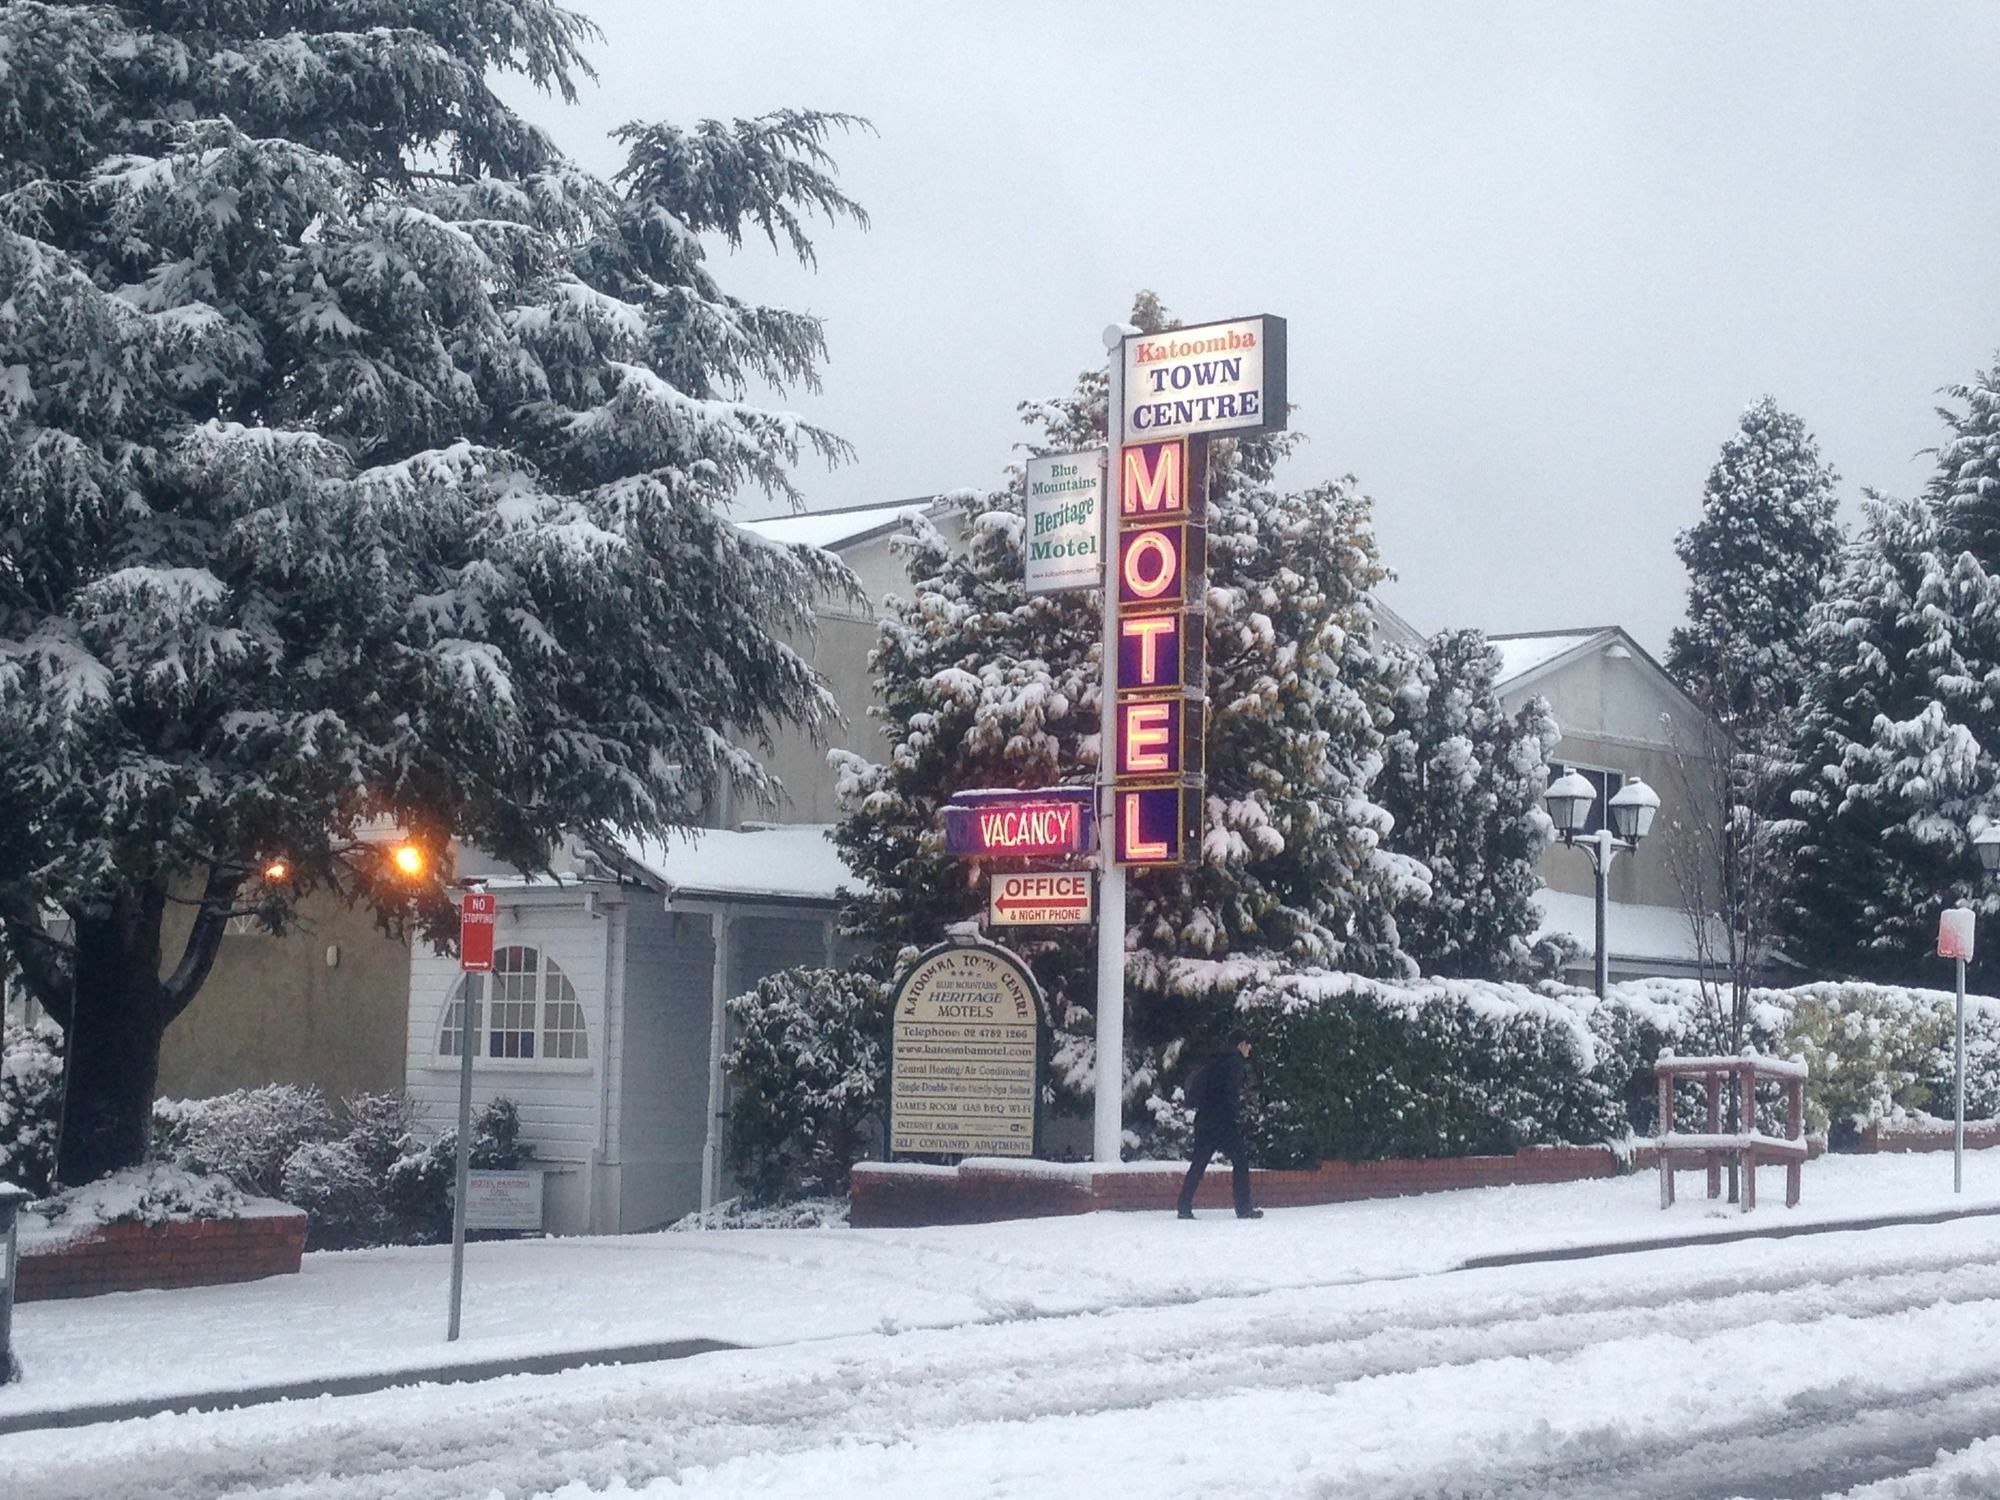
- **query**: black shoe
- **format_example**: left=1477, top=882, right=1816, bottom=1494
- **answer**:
left=1236, top=1208, right=1264, bottom=1220
left=1176, top=1207, right=1195, bottom=1219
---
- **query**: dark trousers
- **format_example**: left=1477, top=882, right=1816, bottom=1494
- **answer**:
left=1178, top=1119, right=1252, bottom=1214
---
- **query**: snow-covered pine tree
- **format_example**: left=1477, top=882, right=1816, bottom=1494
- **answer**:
left=1378, top=630, right=1557, bottom=978
left=1666, top=398, right=1844, bottom=731
left=0, top=2, right=866, bottom=1183
left=1664, top=398, right=1843, bottom=1040
left=835, top=294, right=1425, bottom=1136
left=1776, top=496, right=2000, bottom=982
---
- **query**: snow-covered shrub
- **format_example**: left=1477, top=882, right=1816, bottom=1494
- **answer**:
left=668, top=1196, right=849, bottom=1231
left=1, top=1019, right=63, bottom=1195
left=28, top=1164, right=244, bottom=1236
left=280, top=1141, right=386, bottom=1250
left=727, top=967, right=889, bottom=1204
left=385, top=1098, right=540, bottom=1244
left=153, top=1085, right=338, bottom=1198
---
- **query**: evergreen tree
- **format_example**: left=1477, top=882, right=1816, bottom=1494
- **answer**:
left=1378, top=630, right=1557, bottom=978
left=1777, top=496, right=2000, bottom=982
left=0, top=2, right=866, bottom=1182
left=834, top=294, right=1424, bottom=1137
left=1778, top=358, right=2000, bottom=985
left=1666, top=398, right=1842, bottom=1044
left=1666, top=398, right=1844, bottom=731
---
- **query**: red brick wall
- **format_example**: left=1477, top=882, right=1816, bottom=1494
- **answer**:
left=1861, top=1123, right=2000, bottom=1154
left=16, top=1213, right=308, bottom=1301
left=851, top=1146, right=1635, bottom=1228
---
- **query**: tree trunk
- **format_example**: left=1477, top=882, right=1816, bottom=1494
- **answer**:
left=54, top=887, right=170, bottom=1186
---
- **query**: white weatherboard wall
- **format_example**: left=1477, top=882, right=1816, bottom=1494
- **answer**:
left=406, top=885, right=617, bottom=1235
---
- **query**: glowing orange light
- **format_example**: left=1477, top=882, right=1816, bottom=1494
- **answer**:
left=263, top=859, right=290, bottom=882
left=391, top=843, right=427, bottom=878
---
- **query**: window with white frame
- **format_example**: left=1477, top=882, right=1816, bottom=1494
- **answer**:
left=438, top=945, right=589, bottom=1063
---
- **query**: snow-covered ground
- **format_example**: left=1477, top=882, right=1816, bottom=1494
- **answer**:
left=5, top=1149, right=2000, bottom=1498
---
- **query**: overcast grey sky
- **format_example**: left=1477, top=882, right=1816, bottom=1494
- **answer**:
left=500, top=1, right=2000, bottom=654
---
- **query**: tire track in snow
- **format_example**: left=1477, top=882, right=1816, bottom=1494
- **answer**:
left=10, top=1233, right=2000, bottom=1500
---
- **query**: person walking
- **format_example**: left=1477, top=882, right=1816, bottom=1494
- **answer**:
left=1176, top=1028, right=1262, bottom=1219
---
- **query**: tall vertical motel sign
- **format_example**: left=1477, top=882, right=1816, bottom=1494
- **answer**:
left=1111, top=315, right=1288, bottom=866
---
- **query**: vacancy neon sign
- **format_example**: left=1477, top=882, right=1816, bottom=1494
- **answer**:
left=942, top=788, right=1095, bottom=859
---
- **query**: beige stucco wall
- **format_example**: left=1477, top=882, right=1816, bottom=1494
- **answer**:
left=156, top=893, right=411, bottom=1102
left=1501, top=644, right=1726, bottom=913
left=725, top=513, right=969, bottom=829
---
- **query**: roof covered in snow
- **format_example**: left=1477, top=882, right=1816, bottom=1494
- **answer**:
left=1488, top=630, right=1613, bottom=688
left=735, top=498, right=936, bottom=553
left=1533, top=887, right=1718, bottom=965
left=605, top=824, right=858, bottom=906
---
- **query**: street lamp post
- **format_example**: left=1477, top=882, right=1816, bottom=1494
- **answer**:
left=1545, top=771, right=1660, bottom=998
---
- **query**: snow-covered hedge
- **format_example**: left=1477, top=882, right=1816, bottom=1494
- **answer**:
left=1135, top=969, right=2000, bottom=1165
left=1, top=1018, right=63, bottom=1195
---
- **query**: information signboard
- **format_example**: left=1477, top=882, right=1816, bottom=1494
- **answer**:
left=889, top=941, right=1041, bottom=1157
left=463, top=1169, right=543, bottom=1231
left=460, top=891, right=496, bottom=973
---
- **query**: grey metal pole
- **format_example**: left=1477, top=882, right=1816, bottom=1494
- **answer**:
left=447, top=980, right=477, bottom=1340
left=1093, top=328, right=1128, bottom=1165
left=1593, top=841, right=1609, bottom=1000
left=0, top=1181, right=29, bottom=1383
left=1956, top=954, right=1967, bottom=1195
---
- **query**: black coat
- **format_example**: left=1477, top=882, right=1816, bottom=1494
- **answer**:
left=1189, top=1049, right=1246, bottom=1132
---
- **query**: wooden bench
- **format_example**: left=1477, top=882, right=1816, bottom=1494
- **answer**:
left=1655, top=1053, right=1808, bottom=1212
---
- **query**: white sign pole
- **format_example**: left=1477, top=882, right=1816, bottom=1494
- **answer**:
left=1094, top=324, right=1129, bottom=1165
left=1957, top=953, right=1967, bottom=1194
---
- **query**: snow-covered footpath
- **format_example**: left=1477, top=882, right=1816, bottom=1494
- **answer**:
left=4, top=1149, right=2000, bottom=1498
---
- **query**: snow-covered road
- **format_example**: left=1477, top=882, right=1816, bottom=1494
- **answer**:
left=10, top=1218, right=2000, bottom=1499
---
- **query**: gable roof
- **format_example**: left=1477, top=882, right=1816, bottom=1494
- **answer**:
left=598, top=824, right=858, bottom=907
left=1486, top=626, right=1621, bottom=693
left=735, top=497, right=942, bottom=553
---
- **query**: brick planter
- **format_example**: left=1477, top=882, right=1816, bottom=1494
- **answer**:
left=852, top=1145, right=1647, bottom=1228
left=16, top=1211, right=308, bottom=1302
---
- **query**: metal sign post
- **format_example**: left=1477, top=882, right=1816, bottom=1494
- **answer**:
left=1093, top=326, right=1128, bottom=1165
left=1939, top=906, right=1975, bottom=1194
left=0, top=1181, right=28, bottom=1383
left=448, top=884, right=494, bottom=1341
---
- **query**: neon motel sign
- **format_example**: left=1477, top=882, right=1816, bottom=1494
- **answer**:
left=943, top=788, right=1095, bottom=859
left=1112, top=438, right=1208, bottom=866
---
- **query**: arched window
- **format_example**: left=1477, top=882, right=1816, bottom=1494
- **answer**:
left=438, top=946, right=589, bottom=1062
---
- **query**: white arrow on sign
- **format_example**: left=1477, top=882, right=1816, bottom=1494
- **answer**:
left=987, top=872, right=1093, bottom=927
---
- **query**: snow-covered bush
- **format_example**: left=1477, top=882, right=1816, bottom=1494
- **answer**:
left=153, top=1085, right=339, bottom=1198
left=1, top=1018, right=63, bottom=1195
left=152, top=1087, right=532, bottom=1247
left=727, top=967, right=889, bottom=1204
left=669, top=1196, right=849, bottom=1231
left=28, top=1164, right=244, bottom=1236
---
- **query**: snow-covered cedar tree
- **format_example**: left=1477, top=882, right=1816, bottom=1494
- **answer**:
left=1, top=1016, right=63, bottom=1194
left=1378, top=630, right=1557, bottom=979
left=1776, top=358, right=2000, bottom=984
left=0, top=2, right=868, bottom=1183
left=834, top=293, right=1427, bottom=1144
left=724, top=966, right=888, bottom=1203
